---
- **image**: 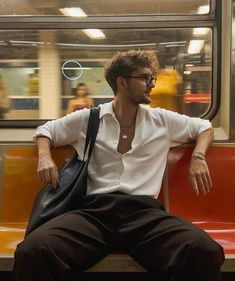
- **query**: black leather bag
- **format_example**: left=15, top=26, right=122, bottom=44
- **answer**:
left=25, top=107, right=100, bottom=236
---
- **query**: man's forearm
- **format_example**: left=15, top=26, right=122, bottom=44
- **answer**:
left=36, top=136, right=52, bottom=158
left=36, top=136, right=58, bottom=187
left=192, top=127, right=214, bottom=158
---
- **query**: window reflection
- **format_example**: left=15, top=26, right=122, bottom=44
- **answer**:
left=0, top=0, right=210, bottom=16
left=0, top=27, right=212, bottom=119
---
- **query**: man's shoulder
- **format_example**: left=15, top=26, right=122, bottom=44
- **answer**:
left=99, top=101, right=113, bottom=118
left=141, top=106, right=191, bottom=125
left=140, top=105, right=167, bottom=118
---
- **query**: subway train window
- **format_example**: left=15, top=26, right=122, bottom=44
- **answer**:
left=0, top=0, right=211, bottom=16
left=0, top=27, right=212, bottom=120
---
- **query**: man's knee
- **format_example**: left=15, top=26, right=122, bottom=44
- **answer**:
left=186, top=231, right=224, bottom=267
left=14, top=230, right=50, bottom=262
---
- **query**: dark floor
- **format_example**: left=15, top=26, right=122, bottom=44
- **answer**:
left=0, top=272, right=235, bottom=281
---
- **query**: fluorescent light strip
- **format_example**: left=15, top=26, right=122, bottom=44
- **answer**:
left=0, top=41, right=7, bottom=46
left=9, top=40, right=156, bottom=48
left=59, top=8, right=87, bottom=17
left=55, top=43, right=156, bottom=48
left=6, top=40, right=156, bottom=48
left=21, top=67, right=91, bottom=70
left=63, top=67, right=91, bottom=70
left=10, top=40, right=44, bottom=45
left=159, top=41, right=186, bottom=45
left=187, top=40, right=204, bottom=54
left=59, top=6, right=106, bottom=41
left=197, top=5, right=210, bottom=14
left=193, top=28, right=210, bottom=35
left=82, top=29, right=106, bottom=39
left=165, top=44, right=184, bottom=48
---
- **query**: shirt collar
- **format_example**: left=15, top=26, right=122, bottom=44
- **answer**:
left=99, top=101, right=115, bottom=118
left=99, top=101, right=150, bottom=119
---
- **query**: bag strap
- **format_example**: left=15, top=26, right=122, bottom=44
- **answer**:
left=82, top=107, right=100, bottom=160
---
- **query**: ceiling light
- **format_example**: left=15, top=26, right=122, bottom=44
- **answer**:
left=193, top=28, right=210, bottom=35
left=187, top=40, right=204, bottom=54
left=82, top=29, right=106, bottom=39
left=197, top=5, right=210, bottom=14
left=59, top=7, right=87, bottom=17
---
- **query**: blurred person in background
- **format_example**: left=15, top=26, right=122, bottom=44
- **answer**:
left=0, top=76, right=10, bottom=119
left=150, top=68, right=183, bottom=112
left=66, top=82, right=94, bottom=114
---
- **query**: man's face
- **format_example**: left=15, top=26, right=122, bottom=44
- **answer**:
left=123, top=67, right=156, bottom=106
left=76, top=86, right=87, bottom=97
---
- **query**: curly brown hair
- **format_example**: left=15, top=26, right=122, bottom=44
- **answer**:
left=104, top=50, right=159, bottom=95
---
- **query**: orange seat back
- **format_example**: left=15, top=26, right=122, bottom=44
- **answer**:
left=1, top=146, right=73, bottom=223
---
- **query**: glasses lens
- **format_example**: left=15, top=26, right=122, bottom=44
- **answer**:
left=146, top=75, right=154, bottom=84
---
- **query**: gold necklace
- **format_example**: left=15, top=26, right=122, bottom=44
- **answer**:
left=120, top=127, right=128, bottom=139
left=112, top=106, right=137, bottom=139
left=120, top=122, right=136, bottom=139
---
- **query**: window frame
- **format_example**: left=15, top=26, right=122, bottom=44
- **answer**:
left=0, top=0, right=215, bottom=20
left=0, top=0, right=220, bottom=128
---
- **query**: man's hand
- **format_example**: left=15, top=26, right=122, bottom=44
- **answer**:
left=37, top=154, right=59, bottom=188
left=36, top=136, right=59, bottom=188
left=189, top=128, right=213, bottom=195
left=189, top=155, right=212, bottom=195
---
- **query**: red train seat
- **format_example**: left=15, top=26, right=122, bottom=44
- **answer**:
left=168, top=145, right=235, bottom=270
left=0, top=144, right=233, bottom=272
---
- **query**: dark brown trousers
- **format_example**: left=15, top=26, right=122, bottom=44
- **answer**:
left=13, top=192, right=224, bottom=281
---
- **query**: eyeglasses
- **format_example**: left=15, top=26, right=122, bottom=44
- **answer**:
left=123, top=74, right=156, bottom=85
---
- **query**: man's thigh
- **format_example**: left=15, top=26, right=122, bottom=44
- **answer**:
left=120, top=207, right=223, bottom=277
left=17, top=210, right=113, bottom=271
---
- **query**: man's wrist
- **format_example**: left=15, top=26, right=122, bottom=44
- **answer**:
left=191, top=152, right=205, bottom=161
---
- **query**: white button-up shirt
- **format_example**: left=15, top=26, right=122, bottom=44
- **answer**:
left=34, top=102, right=211, bottom=197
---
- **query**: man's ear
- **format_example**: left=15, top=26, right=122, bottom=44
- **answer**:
left=116, top=76, right=127, bottom=90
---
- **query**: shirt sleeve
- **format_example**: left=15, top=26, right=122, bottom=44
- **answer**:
left=161, top=109, right=212, bottom=147
left=33, top=108, right=90, bottom=147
